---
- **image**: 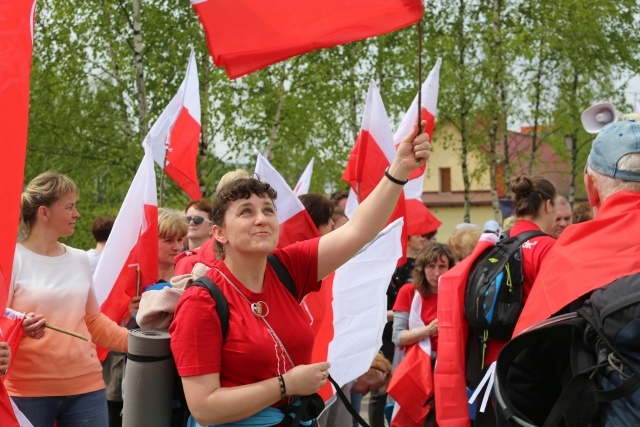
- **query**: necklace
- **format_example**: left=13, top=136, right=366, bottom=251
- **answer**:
left=214, top=268, right=295, bottom=371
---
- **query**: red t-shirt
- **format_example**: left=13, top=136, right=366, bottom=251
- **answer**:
left=508, top=220, right=556, bottom=302
left=392, top=283, right=439, bottom=351
left=170, top=238, right=321, bottom=390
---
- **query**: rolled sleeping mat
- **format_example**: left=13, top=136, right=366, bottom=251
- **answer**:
left=122, top=329, right=174, bottom=427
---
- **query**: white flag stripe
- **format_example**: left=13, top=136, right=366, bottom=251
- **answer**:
left=254, top=152, right=307, bottom=223
left=393, top=59, right=442, bottom=201
left=326, top=218, right=403, bottom=389
left=94, top=143, right=157, bottom=305
left=146, top=50, right=200, bottom=168
left=363, top=81, right=396, bottom=165
left=293, top=157, right=314, bottom=196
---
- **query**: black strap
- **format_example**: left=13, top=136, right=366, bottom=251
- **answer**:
left=126, top=353, right=173, bottom=363
left=507, top=229, right=548, bottom=245
left=267, top=253, right=297, bottom=300
left=191, top=276, right=230, bottom=340
left=327, top=375, right=371, bottom=427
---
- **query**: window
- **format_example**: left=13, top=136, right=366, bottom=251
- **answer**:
left=440, top=167, right=451, bottom=193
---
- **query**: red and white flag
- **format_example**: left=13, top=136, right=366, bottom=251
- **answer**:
left=0, top=1, right=36, bottom=424
left=312, top=219, right=404, bottom=402
left=191, top=0, right=424, bottom=79
left=293, top=158, right=314, bottom=196
left=254, top=153, right=320, bottom=248
left=342, top=81, right=407, bottom=261
left=394, top=59, right=442, bottom=236
left=94, top=143, right=159, bottom=331
left=146, top=50, right=202, bottom=200
left=388, top=292, right=434, bottom=426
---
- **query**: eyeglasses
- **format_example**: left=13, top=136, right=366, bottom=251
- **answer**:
left=184, top=216, right=212, bottom=225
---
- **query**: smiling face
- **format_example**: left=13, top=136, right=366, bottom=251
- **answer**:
left=213, top=194, right=279, bottom=257
left=43, top=192, right=80, bottom=238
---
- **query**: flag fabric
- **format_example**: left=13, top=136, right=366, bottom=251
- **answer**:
left=0, top=2, right=36, bottom=424
left=388, top=291, right=434, bottom=426
left=146, top=50, right=202, bottom=200
left=311, top=219, right=404, bottom=402
left=94, top=143, right=159, bottom=332
left=514, top=192, right=640, bottom=336
left=0, top=309, right=25, bottom=380
left=191, top=0, right=424, bottom=79
left=342, top=81, right=407, bottom=262
left=254, top=153, right=320, bottom=248
left=393, top=59, right=442, bottom=236
left=434, top=234, right=497, bottom=427
left=293, top=158, right=314, bottom=196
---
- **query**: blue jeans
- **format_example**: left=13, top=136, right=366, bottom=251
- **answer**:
left=12, top=389, right=109, bottom=427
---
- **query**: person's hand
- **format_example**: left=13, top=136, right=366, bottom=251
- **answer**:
left=22, top=312, right=46, bottom=340
left=282, top=361, right=331, bottom=396
left=424, top=318, right=438, bottom=337
left=129, top=296, right=142, bottom=317
left=0, top=342, right=10, bottom=376
left=392, top=120, right=431, bottom=175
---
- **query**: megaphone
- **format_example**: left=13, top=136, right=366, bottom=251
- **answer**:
left=581, top=102, right=618, bottom=134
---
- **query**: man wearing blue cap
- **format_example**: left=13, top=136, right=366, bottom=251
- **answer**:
left=514, top=119, right=640, bottom=335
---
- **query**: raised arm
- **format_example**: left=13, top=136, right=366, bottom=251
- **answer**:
left=317, top=121, right=431, bottom=280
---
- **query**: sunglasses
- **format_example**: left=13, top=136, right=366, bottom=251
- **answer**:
left=185, top=216, right=212, bottom=225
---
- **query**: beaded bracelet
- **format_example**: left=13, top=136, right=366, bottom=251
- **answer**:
left=384, top=167, right=409, bottom=186
left=277, top=374, right=288, bottom=399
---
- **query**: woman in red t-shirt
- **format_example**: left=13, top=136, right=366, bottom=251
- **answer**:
left=392, top=242, right=455, bottom=354
left=170, top=122, right=431, bottom=426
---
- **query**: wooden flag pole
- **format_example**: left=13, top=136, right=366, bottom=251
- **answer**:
left=45, top=323, right=88, bottom=341
left=417, top=17, right=424, bottom=135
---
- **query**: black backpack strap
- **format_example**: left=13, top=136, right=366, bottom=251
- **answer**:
left=191, top=276, right=230, bottom=340
left=267, top=253, right=297, bottom=301
left=510, top=229, right=548, bottom=245
left=327, top=375, right=371, bottom=427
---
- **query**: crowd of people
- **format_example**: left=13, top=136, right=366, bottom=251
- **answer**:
left=2, top=117, right=638, bottom=427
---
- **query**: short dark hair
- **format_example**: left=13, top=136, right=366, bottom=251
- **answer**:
left=412, top=242, right=455, bottom=298
left=91, top=216, right=114, bottom=243
left=330, top=190, right=349, bottom=207
left=211, top=178, right=278, bottom=257
left=511, top=174, right=557, bottom=218
left=185, top=198, right=213, bottom=221
left=299, top=193, right=334, bottom=230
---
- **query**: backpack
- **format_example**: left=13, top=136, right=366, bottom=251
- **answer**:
left=494, top=272, right=640, bottom=427
left=464, top=230, right=547, bottom=341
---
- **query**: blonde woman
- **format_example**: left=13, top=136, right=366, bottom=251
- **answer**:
left=7, top=172, right=128, bottom=427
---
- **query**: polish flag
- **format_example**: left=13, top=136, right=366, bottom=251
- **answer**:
left=388, top=292, right=434, bottom=426
left=0, top=1, right=36, bottom=424
left=342, top=81, right=407, bottom=262
left=312, top=219, right=404, bottom=402
left=394, top=59, right=442, bottom=236
left=254, top=153, right=320, bottom=248
left=191, top=0, right=423, bottom=79
left=94, top=143, right=159, bottom=333
left=146, top=50, right=202, bottom=200
left=0, top=309, right=26, bottom=380
left=293, top=158, right=314, bottom=196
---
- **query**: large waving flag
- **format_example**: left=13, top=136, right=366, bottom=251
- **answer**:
left=342, top=81, right=407, bottom=261
left=191, top=0, right=424, bottom=79
left=146, top=50, right=202, bottom=200
left=0, top=1, right=36, bottom=425
left=293, top=158, right=314, bottom=196
left=94, top=143, right=159, bottom=333
left=311, top=219, right=404, bottom=402
left=254, top=153, right=320, bottom=248
left=394, top=59, right=442, bottom=236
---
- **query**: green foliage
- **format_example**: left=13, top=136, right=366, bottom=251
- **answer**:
left=26, top=0, right=640, bottom=247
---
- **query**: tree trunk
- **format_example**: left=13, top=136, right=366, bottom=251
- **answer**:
left=132, top=0, right=148, bottom=140
left=488, top=0, right=502, bottom=221
left=458, top=0, right=471, bottom=223
left=527, top=51, right=544, bottom=175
